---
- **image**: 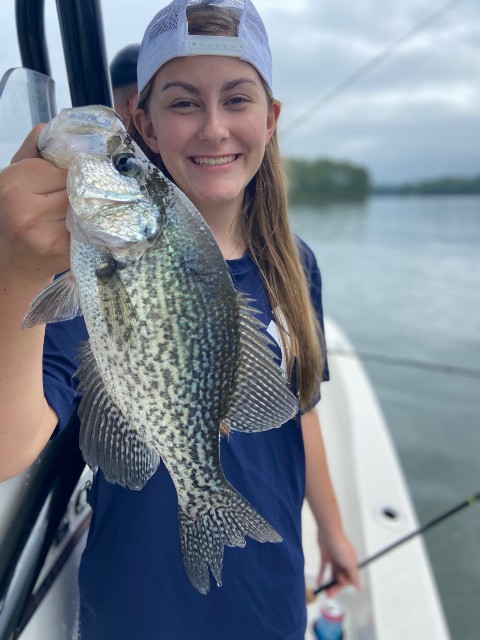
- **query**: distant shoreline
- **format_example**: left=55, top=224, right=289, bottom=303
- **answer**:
left=372, top=191, right=480, bottom=197
left=373, top=176, right=480, bottom=196
left=285, top=157, right=480, bottom=202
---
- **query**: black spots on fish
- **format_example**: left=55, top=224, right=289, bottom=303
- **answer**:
left=112, top=152, right=145, bottom=179
left=96, top=256, right=138, bottom=344
left=183, top=246, right=218, bottom=276
left=148, top=169, right=175, bottom=209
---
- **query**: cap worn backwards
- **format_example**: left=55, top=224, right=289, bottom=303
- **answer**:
left=137, top=0, right=272, bottom=97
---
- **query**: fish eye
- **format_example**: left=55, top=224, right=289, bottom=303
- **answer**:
left=113, top=153, right=144, bottom=178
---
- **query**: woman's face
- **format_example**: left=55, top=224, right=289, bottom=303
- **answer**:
left=134, top=55, right=279, bottom=217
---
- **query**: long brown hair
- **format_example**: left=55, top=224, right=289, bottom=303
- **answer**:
left=130, top=2, right=324, bottom=410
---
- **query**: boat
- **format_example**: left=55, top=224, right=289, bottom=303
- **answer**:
left=0, top=1, right=450, bottom=637
left=303, top=319, right=450, bottom=638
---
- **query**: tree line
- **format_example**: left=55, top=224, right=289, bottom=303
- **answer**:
left=374, top=175, right=480, bottom=196
left=284, top=158, right=480, bottom=202
left=284, top=158, right=370, bottom=203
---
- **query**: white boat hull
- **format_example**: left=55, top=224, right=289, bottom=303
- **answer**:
left=303, top=318, right=450, bottom=639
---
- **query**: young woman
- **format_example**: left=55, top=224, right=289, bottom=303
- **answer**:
left=0, top=1, right=360, bottom=637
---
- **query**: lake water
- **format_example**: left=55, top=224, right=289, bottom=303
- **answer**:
left=290, top=195, right=480, bottom=640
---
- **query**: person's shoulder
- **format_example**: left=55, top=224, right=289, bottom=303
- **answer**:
left=294, top=235, right=319, bottom=275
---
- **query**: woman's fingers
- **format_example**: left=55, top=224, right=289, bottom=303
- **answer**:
left=0, top=128, right=70, bottom=280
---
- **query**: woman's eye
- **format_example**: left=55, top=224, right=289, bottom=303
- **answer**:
left=171, top=100, right=196, bottom=109
left=113, top=153, right=144, bottom=178
left=225, top=95, right=251, bottom=108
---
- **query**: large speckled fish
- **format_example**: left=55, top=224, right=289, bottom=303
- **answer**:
left=23, top=105, right=299, bottom=594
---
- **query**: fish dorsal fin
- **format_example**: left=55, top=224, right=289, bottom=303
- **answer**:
left=22, top=270, right=81, bottom=328
left=77, top=341, right=160, bottom=489
left=224, top=294, right=299, bottom=432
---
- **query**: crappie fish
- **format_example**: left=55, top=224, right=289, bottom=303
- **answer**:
left=23, top=106, right=299, bottom=594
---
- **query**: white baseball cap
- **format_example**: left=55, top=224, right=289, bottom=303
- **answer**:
left=137, top=0, right=273, bottom=97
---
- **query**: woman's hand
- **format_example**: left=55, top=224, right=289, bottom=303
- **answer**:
left=317, top=528, right=362, bottom=596
left=0, top=125, right=70, bottom=480
left=0, top=124, right=70, bottom=284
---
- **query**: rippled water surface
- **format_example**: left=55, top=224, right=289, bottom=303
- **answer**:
left=290, top=195, right=480, bottom=640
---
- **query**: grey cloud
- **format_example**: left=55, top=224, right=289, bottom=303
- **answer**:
left=1, top=0, right=478, bottom=183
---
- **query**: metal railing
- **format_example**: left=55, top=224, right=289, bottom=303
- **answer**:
left=1, top=1, right=113, bottom=637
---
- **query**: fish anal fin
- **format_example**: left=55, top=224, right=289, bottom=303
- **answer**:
left=22, top=270, right=81, bottom=328
left=77, top=341, right=159, bottom=489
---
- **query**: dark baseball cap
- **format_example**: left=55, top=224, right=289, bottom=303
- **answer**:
left=110, top=44, right=140, bottom=89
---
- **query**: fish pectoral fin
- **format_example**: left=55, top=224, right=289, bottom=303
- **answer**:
left=179, top=484, right=281, bottom=594
left=77, top=340, right=160, bottom=489
left=22, top=270, right=81, bottom=328
left=223, top=294, right=299, bottom=433
left=97, top=268, right=138, bottom=344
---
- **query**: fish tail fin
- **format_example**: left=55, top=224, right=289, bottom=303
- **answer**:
left=179, top=485, right=282, bottom=594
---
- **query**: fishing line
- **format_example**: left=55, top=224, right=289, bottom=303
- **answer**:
left=329, top=347, right=480, bottom=379
left=281, top=0, right=463, bottom=138
left=306, top=491, right=480, bottom=601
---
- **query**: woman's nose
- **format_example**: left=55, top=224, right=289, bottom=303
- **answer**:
left=198, top=107, right=228, bottom=143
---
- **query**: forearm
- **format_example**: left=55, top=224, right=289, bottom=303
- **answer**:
left=0, top=132, right=68, bottom=481
left=302, top=407, right=343, bottom=540
left=302, top=407, right=361, bottom=591
left=0, top=264, right=57, bottom=480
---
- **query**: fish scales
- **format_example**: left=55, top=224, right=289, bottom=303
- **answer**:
left=25, top=105, right=300, bottom=594
left=73, top=214, right=238, bottom=499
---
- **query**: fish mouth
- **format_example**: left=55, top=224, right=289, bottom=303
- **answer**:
left=190, top=154, right=239, bottom=167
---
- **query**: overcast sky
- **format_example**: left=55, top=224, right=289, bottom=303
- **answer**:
left=1, top=0, right=478, bottom=184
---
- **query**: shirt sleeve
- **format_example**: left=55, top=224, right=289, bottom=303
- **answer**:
left=43, top=316, right=88, bottom=433
left=296, top=236, right=330, bottom=411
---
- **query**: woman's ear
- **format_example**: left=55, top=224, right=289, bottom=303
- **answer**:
left=266, top=100, right=281, bottom=144
left=132, top=108, right=160, bottom=154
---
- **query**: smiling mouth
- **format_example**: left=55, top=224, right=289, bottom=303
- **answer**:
left=191, top=155, right=238, bottom=166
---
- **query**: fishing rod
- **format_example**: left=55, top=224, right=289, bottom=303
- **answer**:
left=282, top=0, right=462, bottom=137
left=306, top=491, right=480, bottom=602
left=329, top=347, right=480, bottom=380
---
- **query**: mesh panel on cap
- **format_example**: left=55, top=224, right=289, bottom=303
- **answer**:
left=239, top=0, right=272, bottom=89
left=138, top=0, right=188, bottom=92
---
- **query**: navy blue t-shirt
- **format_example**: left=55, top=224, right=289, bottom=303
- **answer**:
left=43, top=240, right=327, bottom=640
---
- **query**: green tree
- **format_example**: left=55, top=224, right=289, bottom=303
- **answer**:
left=285, top=158, right=371, bottom=203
